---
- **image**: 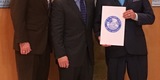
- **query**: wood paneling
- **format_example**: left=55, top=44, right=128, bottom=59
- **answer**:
left=0, top=9, right=17, bottom=80
left=144, top=7, right=160, bottom=80
left=48, top=54, right=59, bottom=80
left=0, top=5, right=160, bottom=80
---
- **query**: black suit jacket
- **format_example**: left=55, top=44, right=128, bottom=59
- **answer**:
left=10, top=0, right=50, bottom=54
left=95, top=0, right=155, bottom=57
left=51, top=0, right=95, bottom=66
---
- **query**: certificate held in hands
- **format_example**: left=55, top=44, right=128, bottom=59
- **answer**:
left=100, top=6, right=126, bottom=46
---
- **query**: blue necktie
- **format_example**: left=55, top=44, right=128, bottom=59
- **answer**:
left=80, top=0, right=87, bottom=24
left=119, top=0, right=125, bottom=5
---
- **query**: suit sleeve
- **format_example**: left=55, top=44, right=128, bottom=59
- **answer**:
left=50, top=0, right=66, bottom=59
left=10, top=0, right=29, bottom=43
left=137, top=0, right=155, bottom=25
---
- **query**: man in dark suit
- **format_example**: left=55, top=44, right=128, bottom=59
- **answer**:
left=95, top=0, right=155, bottom=80
left=10, top=0, right=51, bottom=80
left=50, top=0, right=95, bottom=80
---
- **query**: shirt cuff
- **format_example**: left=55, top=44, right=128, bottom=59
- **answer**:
left=134, top=13, right=138, bottom=21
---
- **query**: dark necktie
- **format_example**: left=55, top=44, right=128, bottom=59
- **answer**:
left=80, top=0, right=87, bottom=24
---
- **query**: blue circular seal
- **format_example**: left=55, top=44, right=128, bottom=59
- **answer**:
left=105, top=16, right=121, bottom=33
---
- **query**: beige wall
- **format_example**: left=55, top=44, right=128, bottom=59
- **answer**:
left=0, top=5, right=160, bottom=80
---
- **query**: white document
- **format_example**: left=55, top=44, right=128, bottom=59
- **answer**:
left=100, top=6, right=126, bottom=46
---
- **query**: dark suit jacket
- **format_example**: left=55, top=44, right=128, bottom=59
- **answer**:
left=95, top=0, right=155, bottom=57
left=10, top=0, right=50, bottom=55
left=51, top=0, right=95, bottom=67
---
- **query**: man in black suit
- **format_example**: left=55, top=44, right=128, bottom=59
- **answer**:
left=95, top=0, right=155, bottom=80
left=50, top=0, right=95, bottom=80
left=10, top=0, right=51, bottom=80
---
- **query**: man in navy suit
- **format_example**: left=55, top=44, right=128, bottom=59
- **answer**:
left=94, top=0, right=155, bottom=80
left=50, top=0, right=95, bottom=80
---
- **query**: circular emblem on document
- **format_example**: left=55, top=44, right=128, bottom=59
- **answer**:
left=105, top=16, right=121, bottom=33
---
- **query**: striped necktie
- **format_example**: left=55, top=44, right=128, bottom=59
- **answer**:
left=80, top=0, right=87, bottom=24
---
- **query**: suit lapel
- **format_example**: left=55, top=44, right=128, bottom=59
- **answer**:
left=68, top=0, right=83, bottom=20
left=124, top=0, right=132, bottom=6
left=114, top=0, right=121, bottom=6
left=68, top=0, right=87, bottom=24
left=41, top=0, right=48, bottom=11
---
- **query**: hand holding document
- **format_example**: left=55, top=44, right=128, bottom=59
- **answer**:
left=100, top=6, right=126, bottom=46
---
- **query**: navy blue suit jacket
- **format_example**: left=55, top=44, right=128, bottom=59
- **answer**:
left=51, top=0, right=95, bottom=66
left=95, top=0, right=155, bottom=57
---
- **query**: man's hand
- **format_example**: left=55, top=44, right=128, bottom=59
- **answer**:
left=19, top=42, right=32, bottom=55
left=123, top=9, right=136, bottom=20
left=98, top=36, right=111, bottom=47
left=58, top=56, right=69, bottom=68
